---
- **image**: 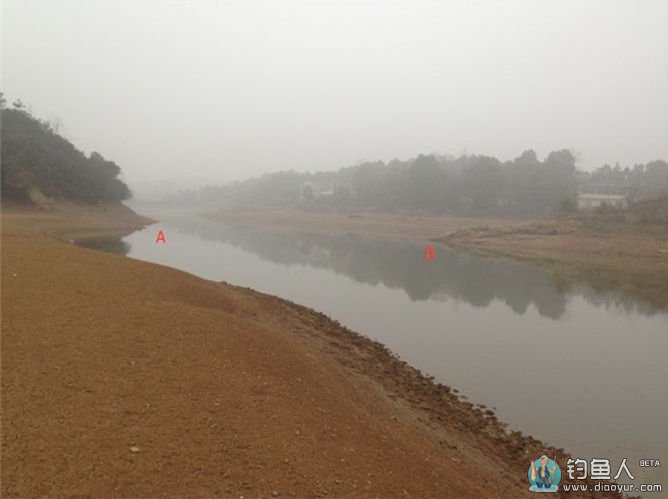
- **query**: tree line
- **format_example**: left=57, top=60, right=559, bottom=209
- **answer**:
left=169, top=150, right=668, bottom=215
left=1, top=96, right=130, bottom=203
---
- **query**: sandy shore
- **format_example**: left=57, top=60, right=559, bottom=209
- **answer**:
left=437, top=220, right=668, bottom=311
left=202, top=207, right=519, bottom=242
left=205, top=207, right=668, bottom=310
left=3, top=205, right=614, bottom=497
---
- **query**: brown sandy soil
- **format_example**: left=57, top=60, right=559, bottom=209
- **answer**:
left=436, top=220, right=668, bottom=311
left=2, top=207, right=615, bottom=498
left=203, top=207, right=519, bottom=242
left=1, top=200, right=155, bottom=240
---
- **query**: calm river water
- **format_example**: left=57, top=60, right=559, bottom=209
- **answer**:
left=78, top=215, right=668, bottom=485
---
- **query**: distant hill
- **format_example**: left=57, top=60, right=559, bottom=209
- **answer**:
left=165, top=150, right=581, bottom=216
left=165, top=150, right=668, bottom=217
left=1, top=99, right=130, bottom=204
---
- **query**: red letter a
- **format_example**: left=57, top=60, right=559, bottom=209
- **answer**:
left=156, top=230, right=166, bottom=244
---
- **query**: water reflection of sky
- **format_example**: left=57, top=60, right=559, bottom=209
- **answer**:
left=78, top=217, right=668, bottom=483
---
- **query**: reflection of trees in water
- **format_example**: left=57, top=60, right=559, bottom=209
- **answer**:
left=576, top=284, right=658, bottom=317
left=167, top=218, right=658, bottom=319
left=75, top=237, right=131, bottom=256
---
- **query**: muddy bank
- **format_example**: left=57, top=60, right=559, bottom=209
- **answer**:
left=203, top=207, right=519, bottom=242
left=2, top=209, right=615, bottom=497
left=1, top=200, right=155, bottom=240
left=205, top=206, right=668, bottom=309
left=436, top=220, right=668, bottom=311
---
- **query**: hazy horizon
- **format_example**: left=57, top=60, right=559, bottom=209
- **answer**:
left=4, top=0, right=668, bottom=196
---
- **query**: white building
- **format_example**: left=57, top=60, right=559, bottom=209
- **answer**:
left=577, top=184, right=630, bottom=209
left=299, top=181, right=355, bottom=201
left=299, top=181, right=333, bottom=201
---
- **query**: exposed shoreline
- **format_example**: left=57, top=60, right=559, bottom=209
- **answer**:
left=203, top=206, right=668, bottom=311
left=435, top=219, right=668, bottom=311
left=2, top=205, right=616, bottom=497
left=1, top=200, right=156, bottom=240
left=200, top=207, right=523, bottom=242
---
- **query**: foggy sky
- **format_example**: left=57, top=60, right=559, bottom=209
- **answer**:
left=4, top=0, right=668, bottom=194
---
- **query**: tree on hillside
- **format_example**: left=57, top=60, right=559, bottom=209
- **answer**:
left=166, top=145, right=667, bottom=216
left=407, top=155, right=445, bottom=210
left=459, top=155, right=505, bottom=211
left=540, top=149, right=577, bottom=209
left=644, top=160, right=668, bottom=198
left=1, top=103, right=131, bottom=203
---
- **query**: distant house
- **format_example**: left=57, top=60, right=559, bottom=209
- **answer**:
left=577, top=184, right=631, bottom=209
left=299, top=181, right=355, bottom=201
left=299, top=181, right=333, bottom=201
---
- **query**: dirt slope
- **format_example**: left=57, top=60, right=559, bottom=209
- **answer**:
left=1, top=210, right=602, bottom=497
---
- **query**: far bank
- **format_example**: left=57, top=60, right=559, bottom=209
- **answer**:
left=196, top=205, right=668, bottom=311
left=436, top=215, right=668, bottom=311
